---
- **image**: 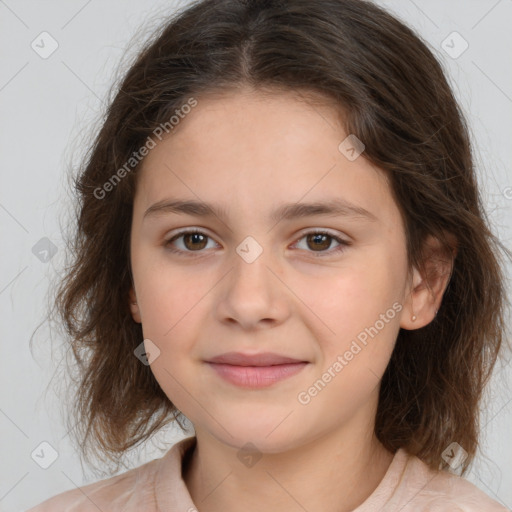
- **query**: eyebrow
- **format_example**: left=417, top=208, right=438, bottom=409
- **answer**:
left=143, top=197, right=378, bottom=224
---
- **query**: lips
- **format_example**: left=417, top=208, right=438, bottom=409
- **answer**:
left=207, top=352, right=306, bottom=366
left=205, top=352, right=309, bottom=388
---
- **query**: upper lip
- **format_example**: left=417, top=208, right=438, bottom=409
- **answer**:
left=206, top=352, right=307, bottom=366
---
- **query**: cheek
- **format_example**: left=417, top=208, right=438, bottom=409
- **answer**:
left=134, top=265, right=204, bottom=411
left=294, top=269, right=401, bottom=420
left=135, top=254, right=204, bottom=322
left=302, top=258, right=403, bottom=366
left=306, top=261, right=399, bottom=326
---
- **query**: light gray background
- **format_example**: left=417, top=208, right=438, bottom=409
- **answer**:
left=1, top=1, right=511, bottom=511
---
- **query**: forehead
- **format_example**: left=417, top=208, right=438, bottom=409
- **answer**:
left=134, top=88, right=397, bottom=228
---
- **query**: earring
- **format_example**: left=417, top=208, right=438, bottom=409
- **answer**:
left=411, top=314, right=417, bottom=321
left=132, top=301, right=137, bottom=305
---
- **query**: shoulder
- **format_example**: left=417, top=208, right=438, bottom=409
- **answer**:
left=25, top=457, right=161, bottom=512
left=394, top=451, right=510, bottom=512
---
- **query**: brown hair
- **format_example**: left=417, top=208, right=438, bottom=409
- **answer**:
left=46, top=0, right=511, bottom=475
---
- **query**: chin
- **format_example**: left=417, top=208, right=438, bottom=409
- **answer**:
left=201, top=413, right=311, bottom=455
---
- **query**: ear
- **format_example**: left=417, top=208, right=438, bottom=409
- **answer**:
left=129, top=287, right=142, bottom=324
left=400, top=233, right=457, bottom=330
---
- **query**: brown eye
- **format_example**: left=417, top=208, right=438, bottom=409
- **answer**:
left=165, top=230, right=215, bottom=256
left=293, top=230, right=350, bottom=257
left=306, top=233, right=332, bottom=251
left=181, top=232, right=208, bottom=251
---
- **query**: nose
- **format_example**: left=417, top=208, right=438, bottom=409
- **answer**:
left=214, top=247, right=291, bottom=331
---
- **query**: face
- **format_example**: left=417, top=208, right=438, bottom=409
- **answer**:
left=129, top=88, right=414, bottom=452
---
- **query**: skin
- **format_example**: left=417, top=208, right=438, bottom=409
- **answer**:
left=129, top=87, right=453, bottom=512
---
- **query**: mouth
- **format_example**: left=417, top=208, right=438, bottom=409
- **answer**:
left=205, top=352, right=309, bottom=388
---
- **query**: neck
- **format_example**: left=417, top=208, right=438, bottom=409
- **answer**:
left=182, top=416, right=394, bottom=512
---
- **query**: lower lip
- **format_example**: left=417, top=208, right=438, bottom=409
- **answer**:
left=206, top=362, right=308, bottom=388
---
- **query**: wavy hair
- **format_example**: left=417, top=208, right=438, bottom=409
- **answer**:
left=47, top=0, right=511, bottom=475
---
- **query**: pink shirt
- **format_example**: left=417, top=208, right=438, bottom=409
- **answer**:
left=26, top=436, right=510, bottom=511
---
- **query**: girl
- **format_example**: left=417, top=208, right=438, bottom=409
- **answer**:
left=28, top=0, right=511, bottom=510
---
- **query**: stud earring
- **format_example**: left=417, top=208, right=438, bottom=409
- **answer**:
left=411, top=314, right=417, bottom=321
left=132, top=301, right=137, bottom=305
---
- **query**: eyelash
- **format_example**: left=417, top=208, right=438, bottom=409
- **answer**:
left=163, top=229, right=351, bottom=258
